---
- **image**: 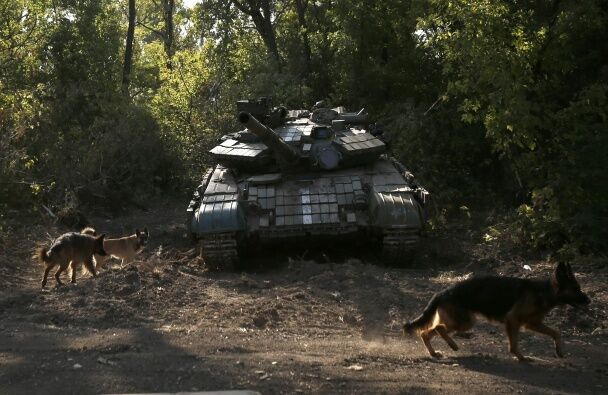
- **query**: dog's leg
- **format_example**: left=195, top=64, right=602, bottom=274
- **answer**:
left=420, top=330, right=442, bottom=358
left=96, top=255, right=104, bottom=270
left=54, top=263, right=67, bottom=286
left=505, top=314, right=526, bottom=361
left=70, top=261, right=78, bottom=283
left=83, top=256, right=97, bottom=278
left=435, top=326, right=459, bottom=351
left=122, top=254, right=133, bottom=267
left=41, top=264, right=53, bottom=288
left=95, top=255, right=106, bottom=271
left=525, top=321, right=563, bottom=358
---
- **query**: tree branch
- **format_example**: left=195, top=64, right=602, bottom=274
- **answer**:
left=137, top=20, right=165, bottom=39
left=231, top=0, right=252, bottom=14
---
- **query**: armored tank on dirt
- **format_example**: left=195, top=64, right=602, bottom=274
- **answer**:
left=187, top=98, right=429, bottom=269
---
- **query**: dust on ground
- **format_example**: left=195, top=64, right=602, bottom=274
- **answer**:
left=1, top=199, right=608, bottom=394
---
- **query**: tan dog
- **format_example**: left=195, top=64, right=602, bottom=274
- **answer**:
left=37, top=232, right=106, bottom=288
left=81, top=227, right=149, bottom=268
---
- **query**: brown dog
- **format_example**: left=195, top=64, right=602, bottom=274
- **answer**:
left=82, top=227, right=149, bottom=268
left=403, top=262, right=590, bottom=361
left=37, top=232, right=106, bottom=288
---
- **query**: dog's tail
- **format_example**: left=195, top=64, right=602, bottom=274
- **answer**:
left=403, top=295, right=440, bottom=336
left=81, top=227, right=97, bottom=236
left=36, top=247, right=50, bottom=264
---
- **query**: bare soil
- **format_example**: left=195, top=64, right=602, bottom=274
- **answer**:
left=1, top=199, right=608, bottom=394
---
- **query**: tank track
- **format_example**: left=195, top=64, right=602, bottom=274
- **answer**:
left=200, top=232, right=239, bottom=271
left=381, top=228, right=420, bottom=265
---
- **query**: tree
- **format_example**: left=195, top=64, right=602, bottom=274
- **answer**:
left=294, top=0, right=311, bottom=81
left=418, top=0, right=608, bottom=249
left=163, top=0, right=175, bottom=69
left=122, top=0, right=137, bottom=96
left=135, top=0, right=176, bottom=69
left=231, top=0, right=281, bottom=67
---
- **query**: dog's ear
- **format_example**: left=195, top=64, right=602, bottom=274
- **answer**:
left=144, top=227, right=149, bottom=236
left=97, top=233, right=106, bottom=241
left=136, top=228, right=140, bottom=236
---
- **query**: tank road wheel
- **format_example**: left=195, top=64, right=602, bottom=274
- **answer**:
left=200, top=232, right=239, bottom=271
left=381, top=228, right=420, bottom=266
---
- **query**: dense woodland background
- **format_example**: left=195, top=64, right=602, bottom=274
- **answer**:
left=1, top=0, right=607, bottom=257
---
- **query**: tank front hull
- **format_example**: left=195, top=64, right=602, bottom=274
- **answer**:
left=189, top=158, right=426, bottom=265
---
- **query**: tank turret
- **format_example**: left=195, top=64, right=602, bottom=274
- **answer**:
left=210, top=103, right=387, bottom=172
left=238, top=112, right=299, bottom=166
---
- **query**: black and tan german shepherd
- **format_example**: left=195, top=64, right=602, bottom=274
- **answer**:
left=403, top=262, right=590, bottom=361
left=37, top=232, right=106, bottom=288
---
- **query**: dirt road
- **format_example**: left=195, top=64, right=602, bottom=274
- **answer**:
left=1, top=200, right=607, bottom=394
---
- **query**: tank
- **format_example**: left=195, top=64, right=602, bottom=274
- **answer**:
left=187, top=98, right=430, bottom=269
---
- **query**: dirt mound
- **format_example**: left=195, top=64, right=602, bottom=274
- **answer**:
left=2, top=200, right=608, bottom=394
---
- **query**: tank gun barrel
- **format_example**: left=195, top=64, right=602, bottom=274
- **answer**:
left=337, top=108, right=368, bottom=125
left=238, top=112, right=299, bottom=164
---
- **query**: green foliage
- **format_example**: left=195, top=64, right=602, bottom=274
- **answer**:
left=1, top=0, right=182, bottom=213
left=418, top=0, right=608, bottom=251
left=387, top=100, right=501, bottom=209
left=1, top=0, right=606, bottom=254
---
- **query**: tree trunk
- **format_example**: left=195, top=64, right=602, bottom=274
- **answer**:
left=232, top=0, right=281, bottom=69
left=259, top=0, right=280, bottom=67
left=122, top=0, right=136, bottom=97
left=162, top=0, right=175, bottom=70
left=294, top=0, right=311, bottom=81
